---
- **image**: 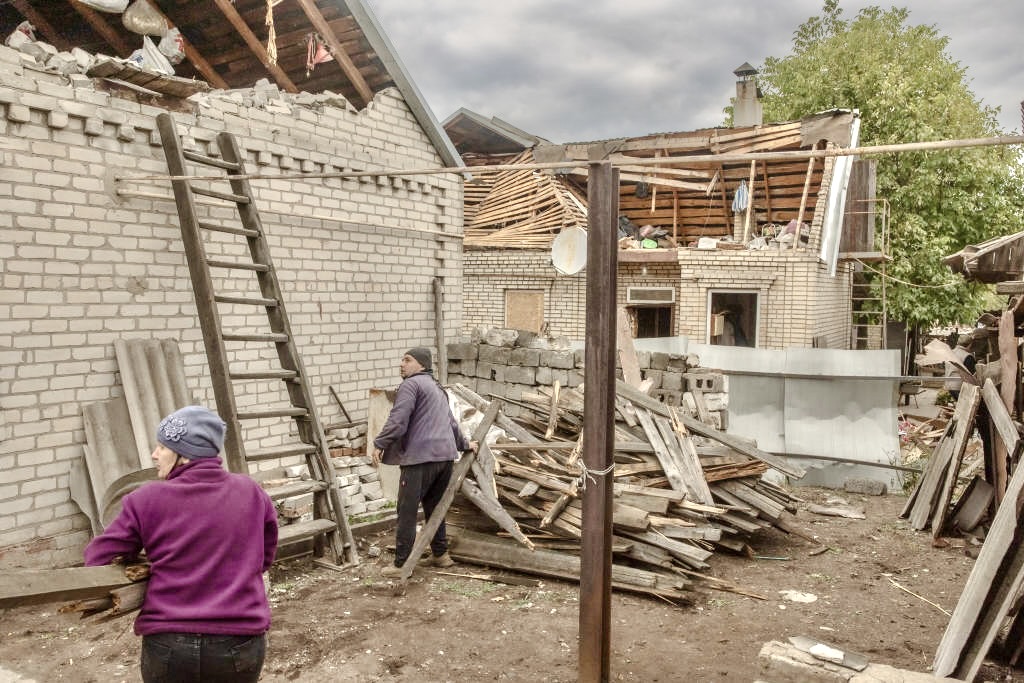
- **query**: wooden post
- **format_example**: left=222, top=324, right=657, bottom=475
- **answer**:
left=793, top=144, right=817, bottom=250
left=742, top=160, right=756, bottom=243
left=433, top=277, right=448, bottom=384
left=579, top=161, right=618, bottom=682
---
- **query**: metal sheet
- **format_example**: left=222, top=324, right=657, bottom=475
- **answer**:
left=628, top=338, right=901, bottom=490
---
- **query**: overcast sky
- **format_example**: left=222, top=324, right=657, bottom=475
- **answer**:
left=364, top=1, right=1022, bottom=144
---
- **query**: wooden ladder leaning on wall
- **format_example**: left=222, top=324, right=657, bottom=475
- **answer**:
left=155, top=112, right=358, bottom=567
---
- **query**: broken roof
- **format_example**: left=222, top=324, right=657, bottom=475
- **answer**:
left=1, top=0, right=460, bottom=167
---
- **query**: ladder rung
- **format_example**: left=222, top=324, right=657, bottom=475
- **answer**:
left=277, top=518, right=338, bottom=547
left=237, top=407, right=310, bottom=420
left=183, top=149, right=242, bottom=171
left=248, top=443, right=319, bottom=462
left=230, top=370, right=299, bottom=381
left=262, top=480, right=329, bottom=501
left=197, top=221, right=258, bottom=238
left=215, top=295, right=279, bottom=307
left=191, top=186, right=251, bottom=204
left=222, top=333, right=290, bottom=343
left=207, top=259, right=270, bottom=272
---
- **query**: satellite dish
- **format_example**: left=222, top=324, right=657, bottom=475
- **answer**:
left=551, top=227, right=587, bottom=275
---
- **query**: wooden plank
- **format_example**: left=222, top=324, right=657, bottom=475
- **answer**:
left=634, top=408, right=689, bottom=494
left=146, top=3, right=229, bottom=89
left=13, top=0, right=72, bottom=50
left=617, top=306, right=643, bottom=388
left=0, top=566, right=135, bottom=609
left=983, top=377, right=1021, bottom=466
left=935, top=450, right=1024, bottom=677
left=903, top=423, right=956, bottom=528
left=449, top=529, right=691, bottom=601
left=653, top=414, right=714, bottom=505
left=930, top=383, right=981, bottom=538
left=616, top=379, right=805, bottom=478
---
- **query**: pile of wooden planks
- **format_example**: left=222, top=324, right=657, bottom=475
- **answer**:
left=439, top=379, right=811, bottom=601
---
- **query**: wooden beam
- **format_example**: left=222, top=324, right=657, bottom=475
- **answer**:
left=212, top=0, right=298, bottom=93
left=145, top=3, right=229, bottom=89
left=295, top=0, right=374, bottom=105
left=580, top=160, right=618, bottom=682
left=793, top=144, right=817, bottom=250
left=0, top=565, right=135, bottom=609
left=68, top=1, right=134, bottom=57
left=13, top=0, right=72, bottom=51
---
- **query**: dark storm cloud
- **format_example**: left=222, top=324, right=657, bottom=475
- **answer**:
left=366, top=1, right=1022, bottom=143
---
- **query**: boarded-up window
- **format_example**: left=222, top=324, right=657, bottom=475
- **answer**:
left=505, top=290, right=544, bottom=333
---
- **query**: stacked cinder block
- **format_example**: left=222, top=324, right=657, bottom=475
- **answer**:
left=330, top=453, right=390, bottom=519
left=446, top=328, right=729, bottom=426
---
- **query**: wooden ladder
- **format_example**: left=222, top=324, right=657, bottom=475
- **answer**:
left=156, top=112, right=358, bottom=567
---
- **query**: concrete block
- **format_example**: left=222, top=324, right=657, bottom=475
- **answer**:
left=509, top=347, right=540, bottom=366
left=542, top=350, right=575, bottom=369
left=447, top=342, right=478, bottom=361
left=685, top=373, right=724, bottom=392
left=279, top=493, right=313, bottom=518
left=642, top=369, right=663, bottom=389
left=478, top=344, right=511, bottom=364
left=650, top=352, right=670, bottom=370
left=650, top=389, right=682, bottom=407
left=504, top=365, right=536, bottom=385
left=662, top=372, right=683, bottom=391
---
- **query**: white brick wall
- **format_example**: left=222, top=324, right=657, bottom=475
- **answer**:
left=465, top=249, right=853, bottom=350
left=0, top=47, right=464, bottom=568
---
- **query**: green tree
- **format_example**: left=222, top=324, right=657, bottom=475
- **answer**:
left=757, top=0, right=1024, bottom=328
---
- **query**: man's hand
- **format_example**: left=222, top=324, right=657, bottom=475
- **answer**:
left=468, top=440, right=479, bottom=453
left=372, top=447, right=383, bottom=466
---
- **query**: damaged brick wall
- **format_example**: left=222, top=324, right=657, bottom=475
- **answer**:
left=0, top=45, right=463, bottom=568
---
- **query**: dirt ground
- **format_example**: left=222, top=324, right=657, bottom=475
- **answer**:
left=2, top=486, right=1022, bottom=683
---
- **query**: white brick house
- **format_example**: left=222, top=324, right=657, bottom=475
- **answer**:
left=0, top=6, right=465, bottom=567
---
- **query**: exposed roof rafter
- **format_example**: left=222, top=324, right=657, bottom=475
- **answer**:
left=69, top=0, right=132, bottom=57
left=212, top=0, right=298, bottom=93
left=149, top=2, right=229, bottom=89
left=295, top=0, right=373, bottom=106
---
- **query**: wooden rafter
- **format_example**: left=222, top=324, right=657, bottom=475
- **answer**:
left=14, top=0, right=72, bottom=51
left=212, top=0, right=298, bottom=93
left=147, top=3, right=229, bottom=89
left=69, top=0, right=133, bottom=57
left=295, top=0, right=373, bottom=105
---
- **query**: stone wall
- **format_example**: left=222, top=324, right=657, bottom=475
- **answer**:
left=445, top=329, right=728, bottom=428
left=0, top=45, right=463, bottom=567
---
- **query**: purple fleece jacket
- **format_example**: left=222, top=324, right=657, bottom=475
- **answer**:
left=373, top=371, right=469, bottom=466
left=84, top=457, right=278, bottom=636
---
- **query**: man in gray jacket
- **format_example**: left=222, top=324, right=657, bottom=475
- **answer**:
left=373, top=347, right=476, bottom=576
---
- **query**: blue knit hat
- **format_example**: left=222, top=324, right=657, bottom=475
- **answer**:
left=156, top=406, right=226, bottom=459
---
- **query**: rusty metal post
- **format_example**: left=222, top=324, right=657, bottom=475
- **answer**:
left=579, top=160, right=618, bottom=682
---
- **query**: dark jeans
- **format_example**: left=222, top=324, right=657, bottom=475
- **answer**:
left=395, top=460, right=454, bottom=565
left=140, top=632, right=266, bottom=683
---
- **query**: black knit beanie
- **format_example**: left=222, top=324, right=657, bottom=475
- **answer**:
left=405, top=347, right=432, bottom=372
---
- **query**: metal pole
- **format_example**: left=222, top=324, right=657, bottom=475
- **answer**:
left=579, top=161, right=618, bottom=682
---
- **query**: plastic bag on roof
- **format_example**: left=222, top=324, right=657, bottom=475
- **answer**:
left=122, top=0, right=167, bottom=36
left=4, top=21, right=35, bottom=48
left=127, top=35, right=174, bottom=75
left=158, top=28, right=185, bottom=64
left=77, top=0, right=129, bottom=12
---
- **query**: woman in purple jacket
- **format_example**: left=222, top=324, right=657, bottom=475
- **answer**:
left=373, top=347, right=476, bottom=576
left=85, top=406, right=278, bottom=682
